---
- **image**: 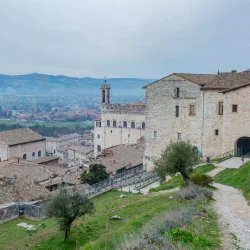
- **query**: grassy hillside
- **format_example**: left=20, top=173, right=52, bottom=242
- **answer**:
left=0, top=189, right=220, bottom=250
left=214, top=161, right=250, bottom=202
left=150, top=164, right=216, bottom=193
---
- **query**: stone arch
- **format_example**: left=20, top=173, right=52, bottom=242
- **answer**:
left=123, top=121, right=127, bottom=128
left=235, top=137, right=250, bottom=156
left=97, top=145, right=101, bottom=153
left=131, top=121, right=135, bottom=128
left=38, top=151, right=41, bottom=157
left=107, top=120, right=110, bottom=127
left=23, top=154, right=27, bottom=160
left=113, top=120, right=117, bottom=127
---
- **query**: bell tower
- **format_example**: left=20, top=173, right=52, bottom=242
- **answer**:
left=100, top=78, right=110, bottom=104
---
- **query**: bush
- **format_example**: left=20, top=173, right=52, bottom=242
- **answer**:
left=193, top=235, right=213, bottom=247
left=191, top=174, right=213, bottom=187
left=180, top=185, right=213, bottom=200
left=164, top=229, right=194, bottom=243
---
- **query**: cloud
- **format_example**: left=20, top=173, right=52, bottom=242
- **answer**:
left=0, top=0, right=250, bottom=78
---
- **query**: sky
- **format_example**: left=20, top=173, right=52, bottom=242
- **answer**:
left=1, top=0, right=250, bottom=78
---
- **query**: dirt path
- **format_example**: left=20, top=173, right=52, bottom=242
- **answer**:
left=207, top=166, right=250, bottom=249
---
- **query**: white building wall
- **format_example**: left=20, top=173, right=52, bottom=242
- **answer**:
left=9, top=140, right=46, bottom=161
left=0, top=141, right=8, bottom=161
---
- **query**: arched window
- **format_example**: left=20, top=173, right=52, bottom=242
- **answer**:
left=23, top=154, right=27, bottom=160
left=107, top=120, right=110, bottom=127
left=97, top=145, right=101, bottom=153
left=38, top=151, right=41, bottom=157
left=99, top=121, right=101, bottom=127
left=32, top=152, right=35, bottom=159
left=113, top=120, right=116, bottom=127
left=142, top=122, right=145, bottom=129
left=96, top=121, right=99, bottom=127
left=123, top=121, right=127, bottom=128
left=131, top=121, right=135, bottom=128
left=97, top=134, right=100, bottom=139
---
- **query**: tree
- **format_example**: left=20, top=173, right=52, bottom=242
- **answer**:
left=154, top=141, right=199, bottom=185
left=46, top=188, right=94, bottom=242
left=81, top=164, right=109, bottom=185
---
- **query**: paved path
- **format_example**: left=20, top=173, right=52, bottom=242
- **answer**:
left=216, top=153, right=250, bottom=169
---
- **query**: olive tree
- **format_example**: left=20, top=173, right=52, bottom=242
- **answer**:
left=46, top=188, right=94, bottom=242
left=154, top=140, right=199, bottom=185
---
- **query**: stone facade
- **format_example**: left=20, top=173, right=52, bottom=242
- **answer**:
left=0, top=128, right=45, bottom=161
left=144, top=70, right=250, bottom=170
left=94, top=84, right=146, bottom=157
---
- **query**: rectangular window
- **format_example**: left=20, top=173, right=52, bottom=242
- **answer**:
left=176, top=88, right=180, bottom=98
left=175, top=105, right=179, bottom=117
left=178, top=133, right=182, bottom=140
left=232, top=104, right=238, bottom=112
left=218, top=102, right=223, bottom=115
left=154, top=131, right=158, bottom=138
left=189, top=105, right=195, bottom=116
left=215, top=129, right=219, bottom=136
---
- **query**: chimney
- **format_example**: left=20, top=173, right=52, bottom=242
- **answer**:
left=231, top=70, right=237, bottom=73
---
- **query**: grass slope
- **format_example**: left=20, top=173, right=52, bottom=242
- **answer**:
left=150, top=164, right=216, bottom=193
left=214, top=161, right=250, bottom=202
left=0, top=188, right=220, bottom=250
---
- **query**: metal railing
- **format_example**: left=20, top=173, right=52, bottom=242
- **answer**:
left=211, top=150, right=235, bottom=162
left=0, top=203, right=45, bottom=224
left=0, top=165, right=146, bottom=224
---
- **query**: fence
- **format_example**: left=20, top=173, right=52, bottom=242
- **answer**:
left=210, top=149, right=235, bottom=162
left=78, top=164, right=144, bottom=197
left=0, top=203, right=45, bottom=224
left=0, top=165, right=145, bottom=224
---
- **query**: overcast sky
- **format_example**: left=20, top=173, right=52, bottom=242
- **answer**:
left=1, top=0, right=250, bottom=78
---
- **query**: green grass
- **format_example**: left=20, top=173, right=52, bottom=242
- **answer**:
left=0, top=188, right=221, bottom=250
left=150, top=164, right=216, bottom=193
left=0, top=217, right=58, bottom=250
left=214, top=161, right=250, bottom=202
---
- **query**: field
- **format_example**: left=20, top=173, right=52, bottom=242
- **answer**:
left=0, top=119, right=94, bottom=129
left=0, top=188, right=220, bottom=250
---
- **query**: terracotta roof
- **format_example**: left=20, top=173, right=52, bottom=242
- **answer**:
left=92, top=144, right=143, bottom=175
left=33, top=156, right=60, bottom=164
left=45, top=133, right=81, bottom=142
left=130, top=101, right=145, bottom=106
left=143, top=70, right=250, bottom=92
left=67, top=145, right=94, bottom=155
left=0, top=128, right=44, bottom=146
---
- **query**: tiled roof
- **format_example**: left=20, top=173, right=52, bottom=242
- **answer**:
left=33, top=156, right=60, bottom=164
left=130, top=101, right=145, bottom=106
left=143, top=70, right=250, bottom=92
left=0, top=128, right=44, bottom=146
left=45, top=133, right=81, bottom=142
left=174, top=73, right=217, bottom=86
left=67, top=145, right=94, bottom=155
left=92, top=144, right=143, bottom=175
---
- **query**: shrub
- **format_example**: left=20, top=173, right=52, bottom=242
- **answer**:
left=180, top=185, right=213, bottom=200
left=164, top=229, right=194, bottom=243
left=193, top=235, right=213, bottom=247
left=191, top=174, right=213, bottom=187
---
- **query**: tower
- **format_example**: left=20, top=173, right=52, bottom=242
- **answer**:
left=100, top=81, right=110, bottom=104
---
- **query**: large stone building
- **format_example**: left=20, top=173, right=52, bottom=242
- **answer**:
left=94, top=83, right=146, bottom=157
left=46, top=133, right=84, bottom=154
left=144, top=69, right=250, bottom=170
left=0, top=128, right=45, bottom=161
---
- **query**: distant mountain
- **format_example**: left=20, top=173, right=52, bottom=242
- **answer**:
left=0, top=73, right=155, bottom=98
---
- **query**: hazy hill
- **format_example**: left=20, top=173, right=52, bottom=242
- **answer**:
left=0, top=73, right=155, bottom=98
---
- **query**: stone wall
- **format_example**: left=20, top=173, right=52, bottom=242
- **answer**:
left=9, top=140, right=46, bottom=161
left=0, top=140, right=8, bottom=161
left=222, top=86, right=250, bottom=153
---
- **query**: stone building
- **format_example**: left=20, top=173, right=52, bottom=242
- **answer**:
left=94, top=83, right=146, bottom=157
left=0, top=128, right=45, bottom=161
left=46, top=133, right=83, bottom=154
left=143, top=69, right=250, bottom=170
left=67, top=145, right=94, bottom=164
